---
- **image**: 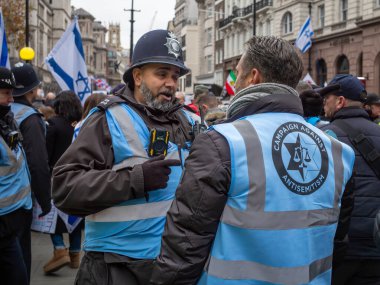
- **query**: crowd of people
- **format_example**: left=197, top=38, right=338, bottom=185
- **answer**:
left=0, top=29, right=379, bottom=285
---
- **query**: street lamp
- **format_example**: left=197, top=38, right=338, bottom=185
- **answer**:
left=124, top=0, right=140, bottom=63
left=252, top=0, right=256, bottom=36
left=19, top=47, right=35, bottom=61
left=25, top=0, right=29, bottom=46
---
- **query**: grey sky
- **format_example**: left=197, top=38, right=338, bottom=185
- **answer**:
left=71, top=0, right=176, bottom=49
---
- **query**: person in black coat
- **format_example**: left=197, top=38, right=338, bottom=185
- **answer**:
left=43, top=91, right=83, bottom=274
left=318, top=75, right=380, bottom=285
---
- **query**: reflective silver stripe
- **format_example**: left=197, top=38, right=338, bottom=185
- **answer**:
left=109, top=105, right=148, bottom=170
left=220, top=120, right=343, bottom=230
left=233, top=120, right=266, bottom=211
left=86, top=199, right=173, bottom=222
left=0, top=185, right=31, bottom=208
left=330, top=137, right=344, bottom=204
left=221, top=206, right=339, bottom=229
left=14, top=106, right=31, bottom=123
left=112, top=157, right=148, bottom=171
left=206, top=255, right=332, bottom=285
left=0, top=139, right=24, bottom=176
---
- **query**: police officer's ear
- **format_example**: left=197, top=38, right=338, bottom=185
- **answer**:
left=132, top=68, right=143, bottom=89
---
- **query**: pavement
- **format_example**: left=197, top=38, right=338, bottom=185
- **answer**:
left=31, top=231, right=79, bottom=285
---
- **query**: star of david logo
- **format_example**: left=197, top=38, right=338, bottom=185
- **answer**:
left=75, top=72, right=91, bottom=101
left=272, top=122, right=329, bottom=195
left=285, top=134, right=319, bottom=181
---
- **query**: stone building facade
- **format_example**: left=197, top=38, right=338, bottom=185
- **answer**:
left=173, top=0, right=380, bottom=94
left=174, top=0, right=199, bottom=93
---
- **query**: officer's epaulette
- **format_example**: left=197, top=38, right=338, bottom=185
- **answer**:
left=96, top=95, right=125, bottom=111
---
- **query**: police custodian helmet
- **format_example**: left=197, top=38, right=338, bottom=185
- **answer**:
left=123, top=30, right=190, bottom=88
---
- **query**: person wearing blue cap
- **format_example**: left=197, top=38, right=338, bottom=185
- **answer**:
left=0, top=67, right=32, bottom=285
left=318, top=74, right=380, bottom=285
left=52, top=30, right=199, bottom=284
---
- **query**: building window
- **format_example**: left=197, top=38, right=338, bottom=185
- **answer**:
left=206, top=28, right=212, bottom=45
left=258, top=22, right=263, bottom=36
left=181, top=35, right=186, bottom=47
left=318, top=5, right=325, bottom=28
left=265, top=20, right=271, bottom=35
left=336, top=55, right=350, bottom=74
left=341, top=0, right=348, bottom=21
left=185, top=74, right=192, bottom=87
left=183, top=50, right=186, bottom=61
left=316, top=59, right=327, bottom=86
left=357, top=52, right=363, bottom=77
left=39, top=24, right=44, bottom=63
left=207, top=4, right=213, bottom=18
left=282, top=12, right=293, bottom=34
left=207, top=55, right=212, bottom=73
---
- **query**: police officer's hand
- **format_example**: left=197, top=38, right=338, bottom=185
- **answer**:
left=141, top=155, right=181, bottom=191
left=38, top=204, right=52, bottom=218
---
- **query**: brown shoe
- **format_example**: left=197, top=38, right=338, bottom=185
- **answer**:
left=69, top=252, right=81, bottom=269
left=43, top=249, right=70, bottom=274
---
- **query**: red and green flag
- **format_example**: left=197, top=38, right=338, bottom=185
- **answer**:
left=225, top=70, right=236, bottom=95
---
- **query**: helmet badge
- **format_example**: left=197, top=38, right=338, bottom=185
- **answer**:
left=164, top=32, right=182, bottom=59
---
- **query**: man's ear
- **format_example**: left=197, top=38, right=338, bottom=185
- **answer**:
left=249, top=68, right=263, bottom=85
left=133, top=68, right=143, bottom=88
left=336, top=96, right=346, bottom=110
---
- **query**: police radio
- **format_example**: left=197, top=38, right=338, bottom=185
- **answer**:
left=0, top=120, right=22, bottom=150
left=148, top=129, right=169, bottom=157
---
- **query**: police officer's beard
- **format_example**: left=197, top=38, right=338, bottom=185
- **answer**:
left=140, top=82, right=174, bottom=112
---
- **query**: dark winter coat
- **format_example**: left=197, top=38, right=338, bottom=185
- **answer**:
left=321, top=107, right=380, bottom=260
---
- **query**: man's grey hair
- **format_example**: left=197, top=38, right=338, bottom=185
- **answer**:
left=241, top=36, right=303, bottom=89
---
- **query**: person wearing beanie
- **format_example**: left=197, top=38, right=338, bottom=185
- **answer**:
left=10, top=62, right=52, bottom=282
left=186, top=84, right=209, bottom=115
left=0, top=67, right=32, bottom=285
left=319, top=74, right=380, bottom=285
left=299, top=89, right=328, bottom=127
left=363, top=93, right=380, bottom=125
left=52, top=30, right=199, bottom=284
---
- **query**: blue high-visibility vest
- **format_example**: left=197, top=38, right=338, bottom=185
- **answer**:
left=84, top=103, right=194, bottom=259
left=198, top=112, right=355, bottom=285
left=0, top=131, right=32, bottom=216
left=11, top=103, right=46, bottom=134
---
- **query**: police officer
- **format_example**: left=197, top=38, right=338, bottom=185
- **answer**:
left=149, top=36, right=355, bottom=285
left=52, top=30, right=197, bottom=284
left=11, top=63, right=51, bottom=281
left=0, top=67, right=32, bottom=285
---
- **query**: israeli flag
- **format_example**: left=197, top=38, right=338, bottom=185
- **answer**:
left=295, top=16, right=314, bottom=53
left=45, top=17, right=91, bottom=104
left=0, top=8, right=10, bottom=68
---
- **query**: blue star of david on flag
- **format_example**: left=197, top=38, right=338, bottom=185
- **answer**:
left=45, top=17, right=92, bottom=105
left=76, top=72, right=91, bottom=101
left=295, top=16, right=314, bottom=53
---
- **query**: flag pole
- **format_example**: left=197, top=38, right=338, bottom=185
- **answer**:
left=308, top=2, right=312, bottom=73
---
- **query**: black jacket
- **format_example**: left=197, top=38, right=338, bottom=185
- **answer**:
left=46, top=116, right=74, bottom=171
left=321, top=107, right=380, bottom=259
left=14, top=97, right=51, bottom=214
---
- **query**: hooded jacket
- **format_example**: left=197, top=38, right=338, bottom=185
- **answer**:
left=52, top=87, right=195, bottom=217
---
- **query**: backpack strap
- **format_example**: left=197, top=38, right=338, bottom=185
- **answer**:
left=333, top=119, right=380, bottom=179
